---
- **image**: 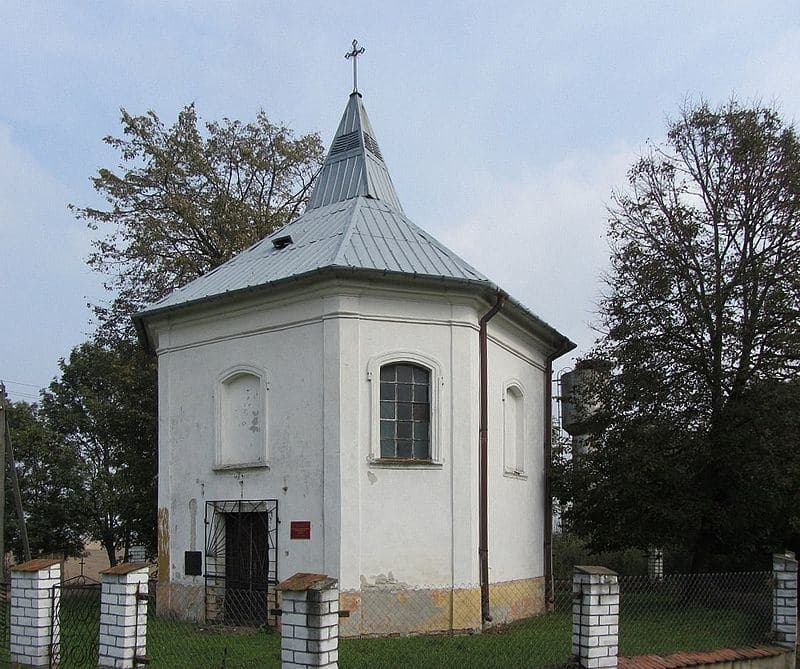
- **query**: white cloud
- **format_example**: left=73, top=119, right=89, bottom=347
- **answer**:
left=439, top=144, right=637, bottom=361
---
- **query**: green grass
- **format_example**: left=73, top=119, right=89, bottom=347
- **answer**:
left=147, top=618, right=281, bottom=668
left=340, top=612, right=572, bottom=669
left=620, top=606, right=769, bottom=657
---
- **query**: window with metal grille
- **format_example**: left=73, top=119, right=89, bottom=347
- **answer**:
left=379, top=363, right=430, bottom=460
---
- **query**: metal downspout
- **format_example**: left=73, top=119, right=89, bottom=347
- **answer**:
left=479, top=291, right=507, bottom=624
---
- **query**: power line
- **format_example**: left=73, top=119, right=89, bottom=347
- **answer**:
left=3, top=379, right=46, bottom=389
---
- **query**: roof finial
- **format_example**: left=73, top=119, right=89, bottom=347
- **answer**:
left=345, top=39, right=365, bottom=94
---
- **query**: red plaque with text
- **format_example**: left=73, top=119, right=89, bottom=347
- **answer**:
left=290, top=521, right=311, bottom=540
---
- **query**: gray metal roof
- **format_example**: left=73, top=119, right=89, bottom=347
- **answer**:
left=144, top=195, right=487, bottom=312
left=135, top=92, right=575, bottom=357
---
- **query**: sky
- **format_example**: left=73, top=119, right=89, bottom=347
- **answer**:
left=1, top=1, right=799, bottom=402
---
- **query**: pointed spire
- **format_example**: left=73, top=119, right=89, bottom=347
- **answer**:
left=307, top=47, right=403, bottom=212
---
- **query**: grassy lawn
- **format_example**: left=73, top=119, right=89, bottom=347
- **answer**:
left=148, top=619, right=281, bottom=668
left=620, top=606, right=769, bottom=657
left=340, top=612, right=572, bottom=669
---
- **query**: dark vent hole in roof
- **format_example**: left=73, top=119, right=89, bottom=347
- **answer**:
left=330, top=131, right=361, bottom=155
left=363, top=133, right=383, bottom=161
left=272, top=235, right=293, bottom=249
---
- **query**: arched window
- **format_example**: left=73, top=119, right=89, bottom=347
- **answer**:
left=379, top=363, right=430, bottom=460
left=503, top=384, right=525, bottom=475
left=216, top=366, right=268, bottom=469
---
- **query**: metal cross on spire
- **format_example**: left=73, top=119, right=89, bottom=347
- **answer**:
left=345, top=39, right=365, bottom=93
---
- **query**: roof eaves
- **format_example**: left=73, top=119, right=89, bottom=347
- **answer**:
left=133, top=264, right=575, bottom=357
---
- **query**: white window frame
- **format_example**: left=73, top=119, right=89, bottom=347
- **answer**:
left=214, top=364, right=270, bottom=470
left=502, top=379, right=527, bottom=478
left=367, top=351, right=443, bottom=466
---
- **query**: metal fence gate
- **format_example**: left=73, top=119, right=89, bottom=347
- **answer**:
left=50, top=581, right=101, bottom=668
left=204, top=499, right=279, bottom=627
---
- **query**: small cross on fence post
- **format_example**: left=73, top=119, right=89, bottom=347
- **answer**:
left=345, top=39, right=366, bottom=93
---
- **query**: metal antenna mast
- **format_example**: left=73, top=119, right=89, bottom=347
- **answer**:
left=345, top=39, right=365, bottom=93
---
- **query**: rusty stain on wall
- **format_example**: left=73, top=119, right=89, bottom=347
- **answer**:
left=337, top=577, right=544, bottom=637
left=157, top=507, right=170, bottom=582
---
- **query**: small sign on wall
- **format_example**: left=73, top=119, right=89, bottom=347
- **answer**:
left=290, top=521, right=311, bottom=540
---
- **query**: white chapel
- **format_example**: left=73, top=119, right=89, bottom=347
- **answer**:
left=135, top=60, right=574, bottom=635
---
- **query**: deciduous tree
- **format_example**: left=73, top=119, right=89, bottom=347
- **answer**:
left=41, top=339, right=157, bottom=566
left=4, top=402, right=87, bottom=560
left=72, top=104, right=324, bottom=333
left=559, top=100, right=800, bottom=569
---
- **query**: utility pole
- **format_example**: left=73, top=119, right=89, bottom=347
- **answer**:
left=1, top=383, right=31, bottom=563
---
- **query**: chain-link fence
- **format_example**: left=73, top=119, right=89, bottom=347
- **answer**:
left=145, top=578, right=280, bottom=668
left=0, top=567, right=788, bottom=668
left=618, top=571, right=773, bottom=657
left=338, top=579, right=573, bottom=669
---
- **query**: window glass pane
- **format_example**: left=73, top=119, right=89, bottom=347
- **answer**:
left=412, top=403, right=429, bottom=421
left=376, top=362, right=433, bottom=460
left=380, top=439, right=395, bottom=458
left=380, top=420, right=394, bottom=440
left=397, top=439, right=412, bottom=458
left=413, top=366, right=429, bottom=383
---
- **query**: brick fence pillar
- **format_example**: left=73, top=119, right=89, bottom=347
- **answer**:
left=572, top=566, right=619, bottom=669
left=772, top=551, right=797, bottom=648
left=98, top=563, right=149, bottom=668
left=9, top=558, right=61, bottom=668
left=277, top=573, right=339, bottom=669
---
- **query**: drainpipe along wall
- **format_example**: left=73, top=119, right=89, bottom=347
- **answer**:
left=479, top=291, right=507, bottom=624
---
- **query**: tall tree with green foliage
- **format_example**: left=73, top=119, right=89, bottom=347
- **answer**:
left=558, top=99, right=800, bottom=569
left=40, top=339, right=158, bottom=566
left=72, top=103, right=324, bottom=333
left=4, top=402, right=87, bottom=561
left=59, top=105, right=323, bottom=564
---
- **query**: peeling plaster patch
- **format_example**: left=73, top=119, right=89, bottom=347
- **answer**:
left=339, top=578, right=544, bottom=637
left=361, top=572, right=409, bottom=589
left=367, top=471, right=377, bottom=485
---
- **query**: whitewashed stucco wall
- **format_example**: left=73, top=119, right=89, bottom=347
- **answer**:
left=153, top=290, right=336, bottom=588
left=150, top=279, right=551, bottom=595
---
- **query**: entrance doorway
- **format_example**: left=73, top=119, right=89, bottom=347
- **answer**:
left=224, top=511, right=270, bottom=623
left=204, top=500, right=278, bottom=626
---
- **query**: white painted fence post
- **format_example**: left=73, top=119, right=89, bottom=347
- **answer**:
left=277, top=573, right=339, bottom=669
left=9, top=558, right=61, bottom=668
left=572, top=566, right=619, bottom=669
left=98, top=563, right=149, bottom=668
left=772, top=551, right=797, bottom=648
